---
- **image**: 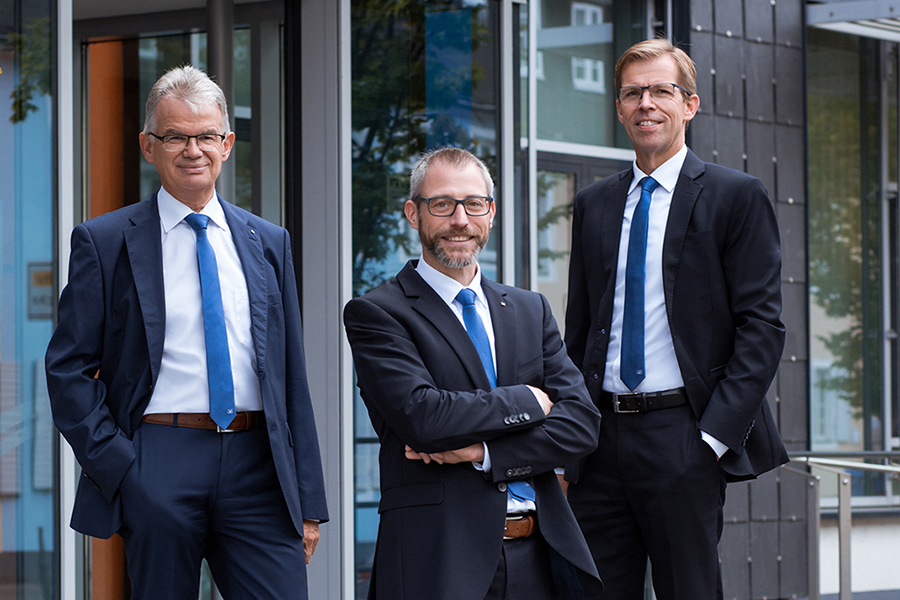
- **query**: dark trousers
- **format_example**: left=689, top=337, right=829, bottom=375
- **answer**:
left=118, top=423, right=307, bottom=600
left=484, top=533, right=558, bottom=600
left=568, top=404, right=726, bottom=600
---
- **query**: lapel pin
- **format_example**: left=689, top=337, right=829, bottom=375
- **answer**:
left=500, top=301, right=506, bottom=307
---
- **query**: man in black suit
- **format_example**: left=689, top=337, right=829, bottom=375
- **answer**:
left=564, top=39, right=787, bottom=600
left=344, top=147, right=602, bottom=599
left=45, top=66, right=328, bottom=599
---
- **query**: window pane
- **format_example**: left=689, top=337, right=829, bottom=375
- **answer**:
left=808, top=29, right=885, bottom=496
left=350, top=1, right=500, bottom=595
left=536, top=170, right=575, bottom=334
left=536, top=0, right=645, bottom=148
left=0, top=0, right=59, bottom=595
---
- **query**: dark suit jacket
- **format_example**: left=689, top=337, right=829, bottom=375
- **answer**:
left=344, top=261, right=601, bottom=600
left=45, top=193, right=328, bottom=539
left=565, top=149, right=788, bottom=482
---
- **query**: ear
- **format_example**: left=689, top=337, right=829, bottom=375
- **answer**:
left=221, top=131, right=236, bottom=161
left=487, top=200, right=496, bottom=229
left=683, top=94, right=700, bottom=123
left=139, top=132, right=155, bottom=163
left=404, top=199, right=419, bottom=230
left=616, top=99, right=624, bottom=125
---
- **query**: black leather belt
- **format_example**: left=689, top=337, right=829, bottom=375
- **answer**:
left=600, top=388, right=687, bottom=413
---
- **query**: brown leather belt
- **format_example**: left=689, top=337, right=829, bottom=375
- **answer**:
left=504, top=514, right=537, bottom=540
left=600, top=388, right=687, bottom=413
left=141, top=411, right=264, bottom=432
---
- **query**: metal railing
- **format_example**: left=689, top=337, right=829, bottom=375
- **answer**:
left=787, top=451, right=900, bottom=600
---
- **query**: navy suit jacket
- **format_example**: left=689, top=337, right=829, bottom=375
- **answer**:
left=565, top=149, right=788, bottom=481
left=344, top=261, right=601, bottom=600
left=45, top=193, right=328, bottom=538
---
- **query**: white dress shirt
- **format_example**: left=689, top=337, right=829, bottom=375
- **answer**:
left=604, top=146, right=727, bottom=458
left=415, top=258, right=536, bottom=512
left=144, top=187, right=262, bottom=415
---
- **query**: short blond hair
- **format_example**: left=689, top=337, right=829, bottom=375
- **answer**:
left=614, top=38, right=697, bottom=97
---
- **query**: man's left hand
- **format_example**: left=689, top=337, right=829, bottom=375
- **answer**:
left=405, top=443, right=485, bottom=464
left=302, top=520, right=319, bottom=564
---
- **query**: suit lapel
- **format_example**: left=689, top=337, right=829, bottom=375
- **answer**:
left=483, top=281, right=516, bottom=387
left=600, top=170, right=633, bottom=272
left=662, top=150, right=704, bottom=309
left=123, top=194, right=166, bottom=382
left=398, top=262, right=493, bottom=390
left=221, top=197, right=269, bottom=371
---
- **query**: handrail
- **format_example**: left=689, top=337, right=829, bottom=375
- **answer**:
left=785, top=451, right=900, bottom=600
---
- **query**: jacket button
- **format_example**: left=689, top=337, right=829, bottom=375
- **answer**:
left=523, top=412, right=530, bottom=421
left=498, top=483, right=507, bottom=492
left=503, top=417, right=510, bottom=425
left=592, top=373, right=599, bottom=379
left=506, top=469, right=514, bottom=477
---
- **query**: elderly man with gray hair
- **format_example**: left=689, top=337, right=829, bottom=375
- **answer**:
left=46, top=65, right=328, bottom=599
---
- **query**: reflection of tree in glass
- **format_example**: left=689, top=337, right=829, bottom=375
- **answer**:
left=350, top=0, right=491, bottom=297
left=536, top=171, right=572, bottom=270
left=6, top=17, right=51, bottom=124
left=808, top=91, right=882, bottom=422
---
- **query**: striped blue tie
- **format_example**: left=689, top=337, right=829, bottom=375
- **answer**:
left=184, top=213, right=236, bottom=430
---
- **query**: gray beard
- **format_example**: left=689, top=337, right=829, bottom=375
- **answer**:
left=422, top=236, right=484, bottom=270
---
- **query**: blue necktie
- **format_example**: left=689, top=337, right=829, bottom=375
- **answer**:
left=455, top=288, right=534, bottom=503
left=184, top=213, right=236, bottom=430
left=621, top=176, right=659, bottom=391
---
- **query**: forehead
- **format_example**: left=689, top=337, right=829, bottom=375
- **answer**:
left=619, top=55, right=679, bottom=86
left=154, top=97, right=224, bottom=132
left=421, top=161, right=488, bottom=196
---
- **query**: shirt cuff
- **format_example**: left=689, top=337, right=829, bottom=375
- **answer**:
left=474, top=442, right=491, bottom=472
left=700, top=430, right=729, bottom=459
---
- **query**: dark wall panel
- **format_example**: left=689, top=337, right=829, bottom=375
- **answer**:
left=777, top=200, right=806, bottom=283
left=777, top=360, right=808, bottom=448
left=714, top=35, right=744, bottom=118
left=691, top=31, right=714, bottom=117
left=744, top=0, right=774, bottom=43
left=714, top=115, right=744, bottom=170
left=775, top=46, right=805, bottom=126
left=719, top=522, right=751, bottom=600
left=745, top=41, right=775, bottom=121
left=749, top=470, right=780, bottom=521
left=775, top=124, right=805, bottom=202
left=714, top=0, right=744, bottom=37
left=745, top=120, right=775, bottom=193
left=750, top=521, right=781, bottom=598
left=775, top=0, right=804, bottom=47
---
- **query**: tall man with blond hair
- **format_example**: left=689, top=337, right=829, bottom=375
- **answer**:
left=564, top=39, right=787, bottom=599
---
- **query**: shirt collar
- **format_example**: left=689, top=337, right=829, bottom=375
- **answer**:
left=627, top=144, right=688, bottom=196
left=415, top=256, right=487, bottom=309
left=157, top=187, right=227, bottom=234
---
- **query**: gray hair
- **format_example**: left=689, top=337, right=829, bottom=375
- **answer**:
left=143, top=65, right=231, bottom=135
left=409, top=147, right=494, bottom=201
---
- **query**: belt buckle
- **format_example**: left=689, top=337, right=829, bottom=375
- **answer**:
left=612, top=392, right=642, bottom=413
left=216, top=424, right=238, bottom=433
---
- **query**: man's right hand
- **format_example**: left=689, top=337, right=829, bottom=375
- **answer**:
left=527, top=385, right=553, bottom=415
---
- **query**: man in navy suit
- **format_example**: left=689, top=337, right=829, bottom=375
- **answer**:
left=564, top=39, right=787, bottom=599
left=45, top=66, right=328, bottom=599
left=344, top=147, right=602, bottom=600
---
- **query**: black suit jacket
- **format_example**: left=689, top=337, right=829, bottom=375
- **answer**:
left=565, top=149, right=788, bottom=481
left=45, top=193, right=328, bottom=538
left=344, top=261, right=601, bottom=600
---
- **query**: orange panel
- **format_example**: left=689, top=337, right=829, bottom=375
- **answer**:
left=88, top=42, right=127, bottom=219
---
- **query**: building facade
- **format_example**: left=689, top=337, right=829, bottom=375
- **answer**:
left=0, top=0, right=897, bottom=598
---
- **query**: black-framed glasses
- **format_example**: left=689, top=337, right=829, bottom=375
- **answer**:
left=616, top=82, right=692, bottom=105
left=148, top=132, right=227, bottom=152
left=415, top=196, right=493, bottom=217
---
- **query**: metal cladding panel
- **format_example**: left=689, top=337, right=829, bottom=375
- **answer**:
left=691, top=31, right=715, bottom=117
left=749, top=520, right=781, bottom=598
left=714, top=35, right=745, bottom=118
left=780, top=281, right=808, bottom=362
left=745, top=121, right=775, bottom=194
left=724, top=479, right=751, bottom=523
left=775, top=359, right=808, bottom=448
left=775, top=124, right=805, bottom=203
left=689, top=113, right=716, bottom=163
left=775, top=0, right=804, bottom=48
left=745, top=42, right=775, bottom=122
left=765, top=375, right=780, bottom=430
left=714, top=115, right=744, bottom=170
left=715, top=0, right=744, bottom=37
left=749, top=470, right=780, bottom=521
left=777, top=200, right=806, bottom=283
left=744, top=0, right=774, bottom=43
left=775, top=46, right=804, bottom=126
left=780, top=518, right=810, bottom=598
left=692, top=0, right=713, bottom=32
left=779, top=467, right=811, bottom=520
left=719, top=522, right=751, bottom=600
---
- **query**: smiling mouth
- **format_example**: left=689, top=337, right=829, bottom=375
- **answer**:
left=638, top=120, right=659, bottom=127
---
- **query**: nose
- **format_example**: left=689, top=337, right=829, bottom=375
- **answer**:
left=182, top=137, right=203, bottom=156
left=448, top=202, right=470, bottom=227
left=638, top=88, right=656, bottom=109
